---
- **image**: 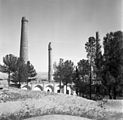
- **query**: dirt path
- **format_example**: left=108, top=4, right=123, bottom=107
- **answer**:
left=24, top=115, right=92, bottom=120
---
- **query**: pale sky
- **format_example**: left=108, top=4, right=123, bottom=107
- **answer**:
left=0, top=0, right=122, bottom=72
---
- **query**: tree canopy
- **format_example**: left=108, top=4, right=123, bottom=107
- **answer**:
left=0, top=54, right=18, bottom=85
left=0, top=54, right=37, bottom=87
left=102, top=31, right=123, bottom=99
left=53, top=59, right=74, bottom=94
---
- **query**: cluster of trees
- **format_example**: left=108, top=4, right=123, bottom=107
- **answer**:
left=0, top=30, right=122, bottom=100
left=53, top=59, right=74, bottom=93
left=0, top=54, right=37, bottom=88
left=53, top=31, right=123, bottom=100
left=102, top=31, right=123, bottom=99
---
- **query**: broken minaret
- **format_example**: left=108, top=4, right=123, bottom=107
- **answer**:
left=96, top=31, right=99, bottom=40
left=20, top=17, right=28, bottom=63
left=48, top=42, right=52, bottom=82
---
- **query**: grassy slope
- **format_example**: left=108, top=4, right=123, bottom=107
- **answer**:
left=0, top=87, right=123, bottom=120
left=24, top=115, right=92, bottom=120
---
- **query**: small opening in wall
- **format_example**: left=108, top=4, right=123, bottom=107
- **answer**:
left=57, top=90, right=60, bottom=93
left=67, top=90, right=69, bottom=94
left=47, top=89, right=50, bottom=92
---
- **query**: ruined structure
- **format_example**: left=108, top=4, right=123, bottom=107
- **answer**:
left=20, top=17, right=28, bottom=63
left=96, top=32, right=99, bottom=40
left=19, top=17, right=75, bottom=95
left=48, top=42, right=52, bottom=82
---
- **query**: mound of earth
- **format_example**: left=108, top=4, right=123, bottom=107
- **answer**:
left=24, top=115, right=91, bottom=120
left=0, top=87, right=123, bottom=120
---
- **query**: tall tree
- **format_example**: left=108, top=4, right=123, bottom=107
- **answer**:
left=102, top=31, right=123, bottom=99
left=95, top=32, right=103, bottom=78
left=11, top=60, right=37, bottom=86
left=53, top=58, right=64, bottom=93
left=73, top=65, right=89, bottom=97
left=0, top=54, right=37, bottom=87
left=85, top=37, right=96, bottom=99
left=85, top=37, right=96, bottom=67
left=77, top=59, right=90, bottom=81
left=53, top=59, right=74, bottom=94
left=73, top=67, right=81, bottom=96
left=76, top=59, right=90, bottom=96
left=62, top=60, right=74, bottom=94
left=0, top=54, right=18, bottom=86
left=94, top=32, right=103, bottom=96
left=26, top=61, right=37, bottom=84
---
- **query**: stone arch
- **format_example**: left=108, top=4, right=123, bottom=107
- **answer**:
left=46, top=85, right=54, bottom=92
left=64, top=85, right=71, bottom=95
left=22, top=85, right=31, bottom=90
left=54, top=84, right=60, bottom=93
left=56, top=84, right=64, bottom=93
left=33, top=85, right=43, bottom=91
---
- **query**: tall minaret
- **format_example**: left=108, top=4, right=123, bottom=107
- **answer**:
left=48, top=42, right=52, bottom=82
left=20, top=17, right=28, bottom=63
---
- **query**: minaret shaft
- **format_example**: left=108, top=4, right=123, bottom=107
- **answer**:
left=48, top=42, right=52, bottom=82
left=20, top=17, right=28, bottom=63
left=96, top=32, right=99, bottom=40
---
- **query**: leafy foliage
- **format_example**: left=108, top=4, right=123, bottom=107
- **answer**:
left=53, top=59, right=74, bottom=93
left=85, top=37, right=96, bottom=67
left=61, top=60, right=74, bottom=85
left=95, top=32, right=103, bottom=80
left=27, top=61, right=37, bottom=82
left=73, top=66, right=89, bottom=97
left=77, top=59, right=90, bottom=80
left=85, top=36, right=96, bottom=99
left=53, top=59, right=64, bottom=92
left=0, top=54, right=18, bottom=85
left=11, top=60, right=37, bottom=85
left=0, top=54, right=37, bottom=87
left=102, top=31, right=123, bottom=99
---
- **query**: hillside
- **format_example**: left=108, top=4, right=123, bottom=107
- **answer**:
left=0, top=87, right=123, bottom=120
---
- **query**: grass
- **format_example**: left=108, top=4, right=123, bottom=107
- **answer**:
left=0, top=87, right=123, bottom=120
left=24, top=115, right=92, bottom=120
